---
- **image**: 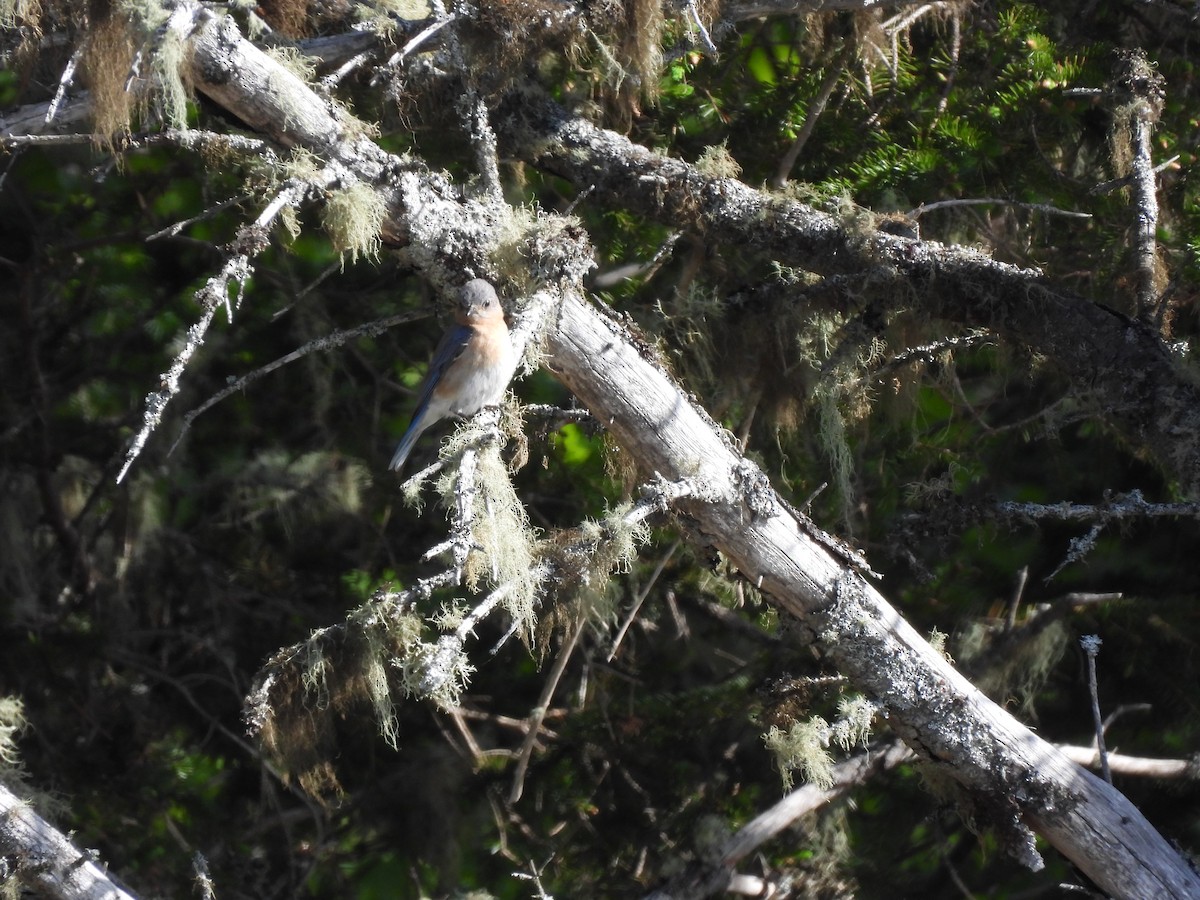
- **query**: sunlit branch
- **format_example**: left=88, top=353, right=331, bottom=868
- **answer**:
left=1128, top=80, right=1164, bottom=323
left=0, top=783, right=138, bottom=900
left=1059, top=745, right=1200, bottom=780
left=376, top=11, right=456, bottom=76
left=685, top=0, right=718, bottom=54
left=44, top=44, right=84, bottom=125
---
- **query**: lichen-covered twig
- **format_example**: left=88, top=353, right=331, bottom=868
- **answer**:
left=1110, top=50, right=1166, bottom=323
left=996, top=489, right=1200, bottom=580
left=1080, top=635, right=1112, bottom=785
left=116, top=176, right=324, bottom=483
left=422, top=442, right=483, bottom=579
left=418, top=572, right=548, bottom=700
left=997, top=489, right=1200, bottom=523
left=169, top=309, right=428, bottom=455
left=463, top=88, right=503, bottom=204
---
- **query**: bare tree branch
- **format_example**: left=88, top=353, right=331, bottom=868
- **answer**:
left=646, top=741, right=909, bottom=899
left=495, top=89, right=1200, bottom=498
left=721, top=0, right=934, bottom=20
left=1059, top=745, right=1200, bottom=780
left=541, top=286, right=1200, bottom=896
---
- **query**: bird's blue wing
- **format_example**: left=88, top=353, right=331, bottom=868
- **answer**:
left=410, top=323, right=472, bottom=419
left=389, top=323, right=473, bottom=472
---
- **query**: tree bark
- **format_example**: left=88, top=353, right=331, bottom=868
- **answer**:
left=0, top=782, right=139, bottom=900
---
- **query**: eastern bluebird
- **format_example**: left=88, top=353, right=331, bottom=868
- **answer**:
left=389, top=279, right=518, bottom=472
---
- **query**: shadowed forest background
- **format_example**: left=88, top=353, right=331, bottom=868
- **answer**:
left=3, top=0, right=1200, bottom=896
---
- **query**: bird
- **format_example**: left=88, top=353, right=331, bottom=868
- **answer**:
left=389, top=279, right=518, bottom=473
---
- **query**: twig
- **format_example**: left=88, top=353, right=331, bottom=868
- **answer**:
left=591, top=231, right=682, bottom=288
left=463, top=88, right=503, bottom=204
left=1, top=128, right=274, bottom=157
left=563, top=183, right=595, bottom=216
left=607, top=538, right=681, bottom=661
left=997, top=489, right=1200, bottom=523
left=871, top=329, right=993, bottom=382
left=522, top=404, right=596, bottom=427
left=933, top=8, right=961, bottom=117
left=419, top=577, right=542, bottom=697
left=1101, top=702, right=1152, bottom=736
left=1090, top=155, right=1178, bottom=196
left=320, top=48, right=377, bottom=90
left=374, top=13, right=456, bottom=80
left=168, top=308, right=429, bottom=454
left=685, top=0, right=718, bottom=54
left=645, top=742, right=910, bottom=899
left=510, top=616, right=585, bottom=803
left=1004, top=565, right=1028, bottom=631
left=1045, top=520, right=1104, bottom=582
left=147, top=193, right=251, bottom=241
left=1080, top=635, right=1112, bottom=784
left=882, top=2, right=949, bottom=36
left=909, top=197, right=1092, bottom=220
left=770, top=43, right=851, bottom=189
left=443, top=446, right=482, bottom=578
left=1057, top=743, right=1198, bottom=779
left=193, top=852, right=217, bottom=900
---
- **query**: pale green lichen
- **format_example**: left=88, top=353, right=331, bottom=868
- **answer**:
left=928, top=626, right=954, bottom=663
left=974, top=620, right=1069, bottom=713
left=361, top=635, right=399, bottom=748
left=596, top=501, right=651, bottom=575
left=0, top=696, right=28, bottom=769
left=765, top=718, right=835, bottom=791
left=766, top=697, right=877, bottom=791
left=462, top=444, right=541, bottom=633
left=321, top=181, right=387, bottom=265
left=299, top=645, right=332, bottom=709
left=264, top=44, right=317, bottom=82
left=695, top=141, right=742, bottom=180
left=831, top=696, right=876, bottom=752
left=153, top=24, right=190, bottom=128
